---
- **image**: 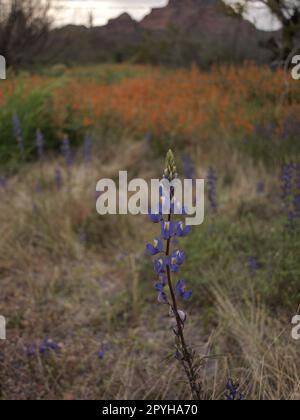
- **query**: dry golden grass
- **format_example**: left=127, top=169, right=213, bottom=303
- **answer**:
left=0, top=132, right=299, bottom=400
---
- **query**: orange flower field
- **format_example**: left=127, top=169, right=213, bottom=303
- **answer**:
left=50, top=64, right=300, bottom=139
left=0, top=63, right=299, bottom=168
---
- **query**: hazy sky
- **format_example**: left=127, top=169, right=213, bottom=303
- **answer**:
left=51, top=0, right=281, bottom=31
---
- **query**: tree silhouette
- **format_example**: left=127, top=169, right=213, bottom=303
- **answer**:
left=0, top=0, right=52, bottom=68
left=223, top=0, right=300, bottom=60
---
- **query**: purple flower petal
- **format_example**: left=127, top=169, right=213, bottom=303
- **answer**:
left=182, top=290, right=192, bottom=301
left=148, top=212, right=162, bottom=223
left=176, top=222, right=191, bottom=237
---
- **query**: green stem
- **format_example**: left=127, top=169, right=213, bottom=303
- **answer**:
left=165, top=211, right=201, bottom=400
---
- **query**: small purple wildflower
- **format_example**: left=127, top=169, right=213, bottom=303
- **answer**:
left=39, top=337, right=60, bottom=355
left=83, top=133, right=93, bottom=163
left=36, top=129, right=44, bottom=159
left=256, top=181, right=265, bottom=194
left=0, top=176, right=7, bottom=190
left=79, top=228, right=87, bottom=244
left=254, top=121, right=276, bottom=140
left=61, top=135, right=73, bottom=166
left=294, top=163, right=300, bottom=218
left=281, top=115, right=300, bottom=141
left=207, top=167, right=218, bottom=214
left=281, top=164, right=293, bottom=211
left=296, top=164, right=300, bottom=190
left=248, top=256, right=260, bottom=278
left=144, top=132, right=152, bottom=145
left=34, top=182, right=42, bottom=194
left=25, top=343, right=37, bottom=357
left=97, top=349, right=105, bottom=360
left=12, top=112, right=22, bottom=138
left=280, top=163, right=300, bottom=230
left=294, top=194, right=300, bottom=218
left=12, top=112, right=24, bottom=158
left=182, top=154, right=196, bottom=180
left=225, top=379, right=244, bottom=401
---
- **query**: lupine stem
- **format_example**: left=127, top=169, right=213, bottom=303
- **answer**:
left=165, top=202, right=201, bottom=400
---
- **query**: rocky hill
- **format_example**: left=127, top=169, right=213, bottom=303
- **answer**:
left=41, top=0, right=278, bottom=66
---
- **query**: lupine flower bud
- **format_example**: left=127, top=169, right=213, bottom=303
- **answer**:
left=169, top=307, right=186, bottom=323
left=164, top=149, right=178, bottom=181
left=178, top=310, right=186, bottom=323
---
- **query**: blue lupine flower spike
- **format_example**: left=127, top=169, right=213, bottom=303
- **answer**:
left=207, top=167, right=218, bottom=214
left=36, top=129, right=44, bottom=159
left=12, top=112, right=24, bottom=158
left=84, top=133, right=93, bottom=163
left=61, top=135, right=73, bottom=167
left=145, top=149, right=201, bottom=400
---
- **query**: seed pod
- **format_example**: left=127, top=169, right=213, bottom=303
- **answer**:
left=177, top=310, right=186, bottom=323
